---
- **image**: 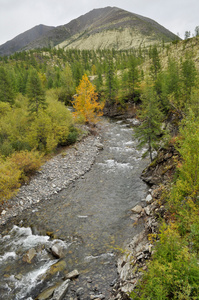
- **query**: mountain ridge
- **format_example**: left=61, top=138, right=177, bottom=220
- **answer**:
left=0, top=7, right=180, bottom=56
left=0, top=24, right=55, bottom=56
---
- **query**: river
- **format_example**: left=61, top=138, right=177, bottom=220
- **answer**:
left=0, top=119, right=149, bottom=300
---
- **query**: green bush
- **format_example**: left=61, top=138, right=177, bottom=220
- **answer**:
left=61, top=126, right=79, bottom=145
left=131, top=224, right=199, bottom=299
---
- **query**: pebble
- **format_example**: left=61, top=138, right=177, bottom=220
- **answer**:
left=76, top=287, right=84, bottom=296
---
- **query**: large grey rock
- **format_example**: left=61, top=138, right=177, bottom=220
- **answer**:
left=51, top=279, right=70, bottom=300
left=51, top=242, right=67, bottom=259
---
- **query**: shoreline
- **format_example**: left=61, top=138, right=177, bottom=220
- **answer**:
left=0, top=123, right=105, bottom=226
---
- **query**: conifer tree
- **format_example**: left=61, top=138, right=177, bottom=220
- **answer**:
left=105, top=54, right=118, bottom=103
left=73, top=74, right=104, bottom=124
left=135, top=81, right=164, bottom=161
left=181, top=56, right=197, bottom=102
left=127, top=55, right=139, bottom=98
left=26, top=68, right=47, bottom=114
left=0, top=67, right=15, bottom=104
left=149, top=45, right=161, bottom=79
left=58, top=63, right=75, bottom=104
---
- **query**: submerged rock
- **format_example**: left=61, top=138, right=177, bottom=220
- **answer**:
left=22, top=248, right=36, bottom=264
left=44, top=260, right=67, bottom=280
left=35, top=282, right=62, bottom=300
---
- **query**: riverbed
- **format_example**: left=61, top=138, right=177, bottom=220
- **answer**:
left=0, top=119, right=149, bottom=300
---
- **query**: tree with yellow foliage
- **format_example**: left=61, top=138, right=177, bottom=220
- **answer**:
left=73, top=74, right=104, bottom=124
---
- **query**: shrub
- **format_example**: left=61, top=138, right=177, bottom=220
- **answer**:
left=0, top=140, right=14, bottom=157
left=131, top=224, right=199, bottom=299
left=61, top=126, right=79, bottom=146
left=0, top=157, right=21, bottom=202
left=9, top=150, right=43, bottom=183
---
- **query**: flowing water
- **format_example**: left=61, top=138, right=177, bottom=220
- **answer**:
left=0, top=119, right=149, bottom=300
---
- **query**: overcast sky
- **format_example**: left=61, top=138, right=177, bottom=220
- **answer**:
left=0, top=0, right=198, bottom=45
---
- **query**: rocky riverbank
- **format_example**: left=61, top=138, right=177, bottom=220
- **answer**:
left=0, top=117, right=167, bottom=300
left=111, top=144, right=177, bottom=300
left=111, top=187, right=164, bottom=299
left=0, top=123, right=105, bottom=227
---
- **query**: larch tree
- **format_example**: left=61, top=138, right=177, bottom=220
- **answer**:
left=149, top=45, right=161, bottom=80
left=26, top=68, right=47, bottom=114
left=135, top=81, right=164, bottom=161
left=0, top=67, right=15, bottom=105
left=58, top=63, right=75, bottom=105
left=127, top=55, right=140, bottom=98
left=105, top=54, right=118, bottom=103
left=73, top=74, right=104, bottom=124
left=181, top=56, right=197, bottom=103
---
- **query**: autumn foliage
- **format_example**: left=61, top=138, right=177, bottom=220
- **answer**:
left=73, top=74, right=104, bottom=124
left=0, top=150, right=43, bottom=201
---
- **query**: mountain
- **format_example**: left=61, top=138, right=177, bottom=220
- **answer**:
left=0, top=7, right=180, bottom=56
left=0, top=24, right=55, bottom=56
left=55, top=7, right=180, bottom=51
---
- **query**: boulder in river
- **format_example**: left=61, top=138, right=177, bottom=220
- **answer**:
left=22, top=248, right=37, bottom=264
left=51, top=279, right=70, bottom=300
left=51, top=242, right=67, bottom=259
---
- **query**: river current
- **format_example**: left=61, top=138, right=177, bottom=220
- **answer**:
left=0, top=119, right=148, bottom=299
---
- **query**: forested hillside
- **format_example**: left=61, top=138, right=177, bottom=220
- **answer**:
left=1, top=35, right=199, bottom=298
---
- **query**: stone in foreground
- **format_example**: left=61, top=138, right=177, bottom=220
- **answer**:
left=131, top=205, right=143, bottom=214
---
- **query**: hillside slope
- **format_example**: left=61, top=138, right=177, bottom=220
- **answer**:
left=0, top=24, right=55, bottom=56
left=0, top=7, right=180, bottom=56
left=56, top=7, right=180, bottom=50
